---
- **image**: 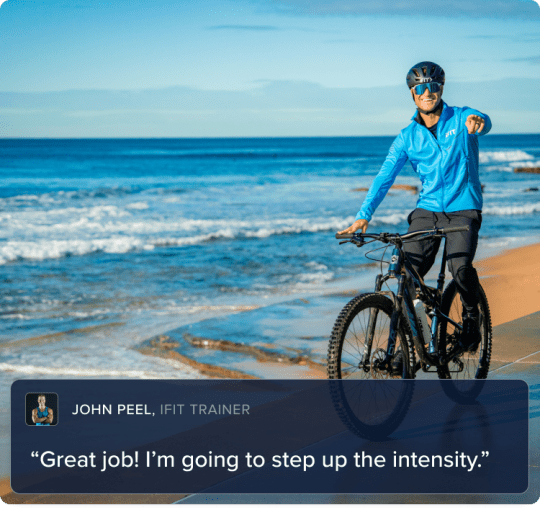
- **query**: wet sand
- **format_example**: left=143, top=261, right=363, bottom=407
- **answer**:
left=476, top=242, right=540, bottom=327
left=2, top=242, right=540, bottom=504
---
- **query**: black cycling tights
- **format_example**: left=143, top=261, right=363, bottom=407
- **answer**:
left=403, top=208, right=482, bottom=315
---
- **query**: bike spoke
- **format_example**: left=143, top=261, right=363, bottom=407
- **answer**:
left=329, top=295, right=410, bottom=380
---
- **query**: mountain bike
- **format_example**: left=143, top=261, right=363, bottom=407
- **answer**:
left=327, top=227, right=492, bottom=429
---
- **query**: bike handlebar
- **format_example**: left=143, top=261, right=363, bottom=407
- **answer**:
left=335, top=225, right=469, bottom=242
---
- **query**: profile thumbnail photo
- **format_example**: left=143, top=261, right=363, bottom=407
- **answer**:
left=25, top=392, right=58, bottom=426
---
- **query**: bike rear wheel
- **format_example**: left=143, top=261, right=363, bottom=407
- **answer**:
left=437, top=280, right=492, bottom=402
left=327, top=293, right=415, bottom=439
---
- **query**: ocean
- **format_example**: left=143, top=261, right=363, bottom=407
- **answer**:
left=1, top=135, right=540, bottom=381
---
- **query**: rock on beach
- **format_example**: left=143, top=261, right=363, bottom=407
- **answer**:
left=514, top=167, right=540, bottom=174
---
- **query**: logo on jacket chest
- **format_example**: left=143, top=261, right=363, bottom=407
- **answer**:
left=444, top=129, right=456, bottom=138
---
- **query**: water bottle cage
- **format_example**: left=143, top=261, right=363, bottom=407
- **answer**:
left=415, top=287, right=438, bottom=314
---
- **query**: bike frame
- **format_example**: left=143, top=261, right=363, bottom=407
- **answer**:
left=362, top=231, right=464, bottom=373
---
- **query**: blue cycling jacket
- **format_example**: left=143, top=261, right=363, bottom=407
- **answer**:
left=356, top=102, right=492, bottom=222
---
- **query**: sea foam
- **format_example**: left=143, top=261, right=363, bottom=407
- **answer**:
left=0, top=205, right=420, bottom=264
left=479, top=150, right=534, bottom=164
left=483, top=202, right=540, bottom=216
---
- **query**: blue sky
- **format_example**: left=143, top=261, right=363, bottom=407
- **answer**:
left=0, top=0, right=539, bottom=137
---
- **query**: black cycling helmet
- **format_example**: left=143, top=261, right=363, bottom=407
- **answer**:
left=406, top=61, right=445, bottom=89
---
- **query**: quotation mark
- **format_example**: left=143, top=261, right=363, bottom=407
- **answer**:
left=477, top=451, right=489, bottom=468
left=31, top=451, right=39, bottom=457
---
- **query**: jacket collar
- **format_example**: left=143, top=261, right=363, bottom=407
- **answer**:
left=411, top=100, right=447, bottom=123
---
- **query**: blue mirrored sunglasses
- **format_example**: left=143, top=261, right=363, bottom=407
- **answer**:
left=412, top=82, right=442, bottom=95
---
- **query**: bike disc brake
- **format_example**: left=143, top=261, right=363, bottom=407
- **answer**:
left=370, top=348, right=391, bottom=379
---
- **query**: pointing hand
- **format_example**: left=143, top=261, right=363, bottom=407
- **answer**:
left=466, top=114, right=485, bottom=135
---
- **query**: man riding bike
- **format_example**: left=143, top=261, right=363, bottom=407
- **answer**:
left=339, top=61, right=491, bottom=353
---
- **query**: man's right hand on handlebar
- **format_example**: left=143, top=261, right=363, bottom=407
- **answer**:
left=338, top=219, right=369, bottom=235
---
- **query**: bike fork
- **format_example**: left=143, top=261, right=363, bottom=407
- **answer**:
left=361, top=275, right=394, bottom=367
left=380, top=274, right=400, bottom=358
left=362, top=307, right=379, bottom=367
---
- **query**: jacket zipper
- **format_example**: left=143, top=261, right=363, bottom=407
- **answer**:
left=420, top=124, right=445, bottom=212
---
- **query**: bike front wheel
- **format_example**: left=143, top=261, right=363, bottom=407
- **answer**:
left=327, top=293, right=415, bottom=380
left=326, top=293, right=415, bottom=440
left=437, top=280, right=492, bottom=401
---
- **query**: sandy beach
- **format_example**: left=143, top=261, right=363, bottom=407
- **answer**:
left=2, top=241, right=540, bottom=504
left=477, top=242, right=540, bottom=327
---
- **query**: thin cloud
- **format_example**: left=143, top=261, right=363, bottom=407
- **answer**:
left=2, top=78, right=540, bottom=136
left=468, top=33, right=540, bottom=41
left=208, top=24, right=280, bottom=31
left=268, top=0, right=540, bottom=18
left=506, top=55, right=540, bottom=64
left=207, top=24, right=329, bottom=33
left=468, top=35, right=505, bottom=39
left=325, top=38, right=356, bottom=43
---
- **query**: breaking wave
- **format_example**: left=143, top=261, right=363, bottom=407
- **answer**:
left=0, top=210, right=410, bottom=264
left=483, top=202, right=540, bottom=216
left=479, top=150, right=534, bottom=164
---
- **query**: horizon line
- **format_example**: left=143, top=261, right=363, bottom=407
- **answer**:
left=1, top=133, right=539, bottom=141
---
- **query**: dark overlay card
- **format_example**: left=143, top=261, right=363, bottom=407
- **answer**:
left=11, top=379, right=528, bottom=494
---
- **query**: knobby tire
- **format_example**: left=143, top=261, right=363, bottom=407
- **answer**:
left=327, top=293, right=415, bottom=440
left=437, top=280, right=492, bottom=403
